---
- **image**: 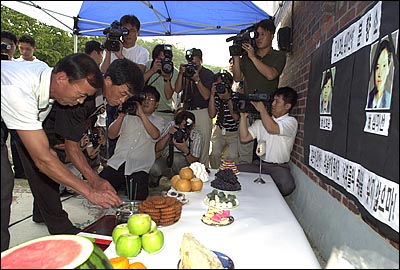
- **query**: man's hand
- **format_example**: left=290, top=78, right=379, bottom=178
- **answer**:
left=242, top=42, right=256, bottom=58
left=90, top=177, right=118, bottom=193
left=173, top=137, right=189, bottom=154
left=250, top=101, right=268, bottom=114
left=86, top=186, right=122, bottom=209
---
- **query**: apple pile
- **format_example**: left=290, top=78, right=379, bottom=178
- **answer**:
left=112, top=213, right=164, bottom=257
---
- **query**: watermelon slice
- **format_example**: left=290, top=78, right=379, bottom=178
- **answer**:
left=1, top=235, right=112, bottom=269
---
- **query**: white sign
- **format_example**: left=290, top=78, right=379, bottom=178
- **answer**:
left=309, top=145, right=399, bottom=232
left=364, top=112, right=391, bottom=136
left=331, top=1, right=381, bottom=64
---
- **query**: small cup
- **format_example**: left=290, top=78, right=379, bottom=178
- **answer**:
left=115, top=200, right=141, bottom=224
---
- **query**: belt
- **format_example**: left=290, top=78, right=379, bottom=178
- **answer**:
left=262, top=160, right=284, bottom=165
left=157, top=110, right=175, bottom=114
left=187, top=106, right=206, bottom=110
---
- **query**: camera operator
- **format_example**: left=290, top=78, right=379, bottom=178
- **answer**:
left=100, top=15, right=149, bottom=74
left=99, top=86, right=164, bottom=200
left=208, top=71, right=240, bottom=169
left=149, top=109, right=202, bottom=187
left=231, top=19, right=287, bottom=164
left=144, top=44, right=179, bottom=124
left=237, top=87, right=298, bottom=197
left=100, top=15, right=150, bottom=159
left=175, top=48, right=214, bottom=167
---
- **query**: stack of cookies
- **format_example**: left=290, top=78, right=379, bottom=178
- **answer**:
left=138, top=195, right=183, bottom=226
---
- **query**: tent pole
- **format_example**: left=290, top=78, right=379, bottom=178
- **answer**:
left=74, top=34, right=78, bottom=53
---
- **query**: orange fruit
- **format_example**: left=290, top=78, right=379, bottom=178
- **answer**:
left=179, top=167, right=194, bottom=180
left=190, top=178, right=203, bottom=192
left=175, top=179, right=191, bottom=192
left=170, top=175, right=181, bottom=189
left=129, top=262, right=147, bottom=269
left=109, top=256, right=130, bottom=269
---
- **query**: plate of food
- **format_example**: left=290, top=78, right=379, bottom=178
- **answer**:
left=204, top=189, right=239, bottom=209
left=178, top=250, right=234, bottom=269
left=201, top=207, right=234, bottom=226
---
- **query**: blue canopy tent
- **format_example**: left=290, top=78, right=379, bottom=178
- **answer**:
left=2, top=1, right=271, bottom=57
left=75, top=1, right=271, bottom=36
left=2, top=1, right=271, bottom=36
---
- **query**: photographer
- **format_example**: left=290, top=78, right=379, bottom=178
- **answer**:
left=175, top=48, right=214, bottom=167
left=144, top=44, right=179, bottom=124
left=208, top=71, right=240, bottom=169
left=231, top=19, right=287, bottom=164
left=99, top=86, right=164, bottom=200
left=149, top=109, right=202, bottom=187
left=237, top=87, right=298, bottom=197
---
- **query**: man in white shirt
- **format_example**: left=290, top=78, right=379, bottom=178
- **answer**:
left=1, top=53, right=124, bottom=250
left=100, top=86, right=164, bottom=200
left=15, top=34, right=43, bottom=62
left=237, top=86, right=298, bottom=196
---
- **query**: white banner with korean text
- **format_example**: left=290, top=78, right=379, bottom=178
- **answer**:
left=331, top=1, right=381, bottom=64
left=309, top=144, right=399, bottom=232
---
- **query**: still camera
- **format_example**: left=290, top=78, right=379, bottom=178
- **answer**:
left=161, top=44, right=174, bottom=74
left=119, top=93, right=146, bottom=115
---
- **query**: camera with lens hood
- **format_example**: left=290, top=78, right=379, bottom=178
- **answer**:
left=183, top=49, right=198, bottom=78
left=118, top=93, right=146, bottom=115
left=161, top=44, right=174, bottom=74
left=215, top=71, right=232, bottom=95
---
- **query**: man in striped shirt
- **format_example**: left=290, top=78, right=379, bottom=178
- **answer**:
left=208, top=71, right=240, bottom=169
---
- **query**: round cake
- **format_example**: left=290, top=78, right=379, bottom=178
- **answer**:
left=219, top=160, right=239, bottom=175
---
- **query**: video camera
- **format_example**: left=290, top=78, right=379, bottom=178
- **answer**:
left=215, top=70, right=232, bottom=95
left=232, top=91, right=272, bottom=113
left=118, top=93, right=146, bottom=115
left=183, top=49, right=198, bottom=78
left=103, top=20, right=129, bottom=51
left=161, top=44, right=174, bottom=74
left=226, top=25, right=259, bottom=56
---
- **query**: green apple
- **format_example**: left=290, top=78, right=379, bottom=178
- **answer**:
left=141, top=229, right=164, bottom=254
left=127, top=213, right=152, bottom=236
left=112, top=223, right=130, bottom=243
left=150, top=220, right=157, bottom=232
left=115, top=233, right=142, bottom=257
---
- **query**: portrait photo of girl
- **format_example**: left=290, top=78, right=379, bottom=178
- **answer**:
left=366, top=31, right=398, bottom=110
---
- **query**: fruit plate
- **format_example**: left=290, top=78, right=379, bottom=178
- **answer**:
left=201, top=215, right=234, bottom=226
left=178, top=250, right=234, bottom=269
left=104, top=241, right=164, bottom=260
left=203, top=198, right=239, bottom=210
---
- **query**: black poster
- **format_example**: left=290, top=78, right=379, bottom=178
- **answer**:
left=304, top=1, right=399, bottom=242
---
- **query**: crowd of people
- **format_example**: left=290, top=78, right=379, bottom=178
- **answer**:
left=1, top=16, right=299, bottom=252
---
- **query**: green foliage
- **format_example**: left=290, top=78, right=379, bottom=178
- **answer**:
left=1, top=5, right=222, bottom=72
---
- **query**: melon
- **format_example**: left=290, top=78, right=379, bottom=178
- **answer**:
left=1, top=235, right=112, bottom=269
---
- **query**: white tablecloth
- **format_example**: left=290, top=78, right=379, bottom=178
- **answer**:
left=104, top=170, right=321, bottom=269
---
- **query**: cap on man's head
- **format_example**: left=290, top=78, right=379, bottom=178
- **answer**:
left=191, top=48, right=202, bottom=59
left=85, top=40, right=103, bottom=54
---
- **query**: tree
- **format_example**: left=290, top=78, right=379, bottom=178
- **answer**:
left=1, top=5, right=222, bottom=72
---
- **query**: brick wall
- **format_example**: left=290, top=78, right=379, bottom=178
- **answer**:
left=279, top=1, right=398, bottom=250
